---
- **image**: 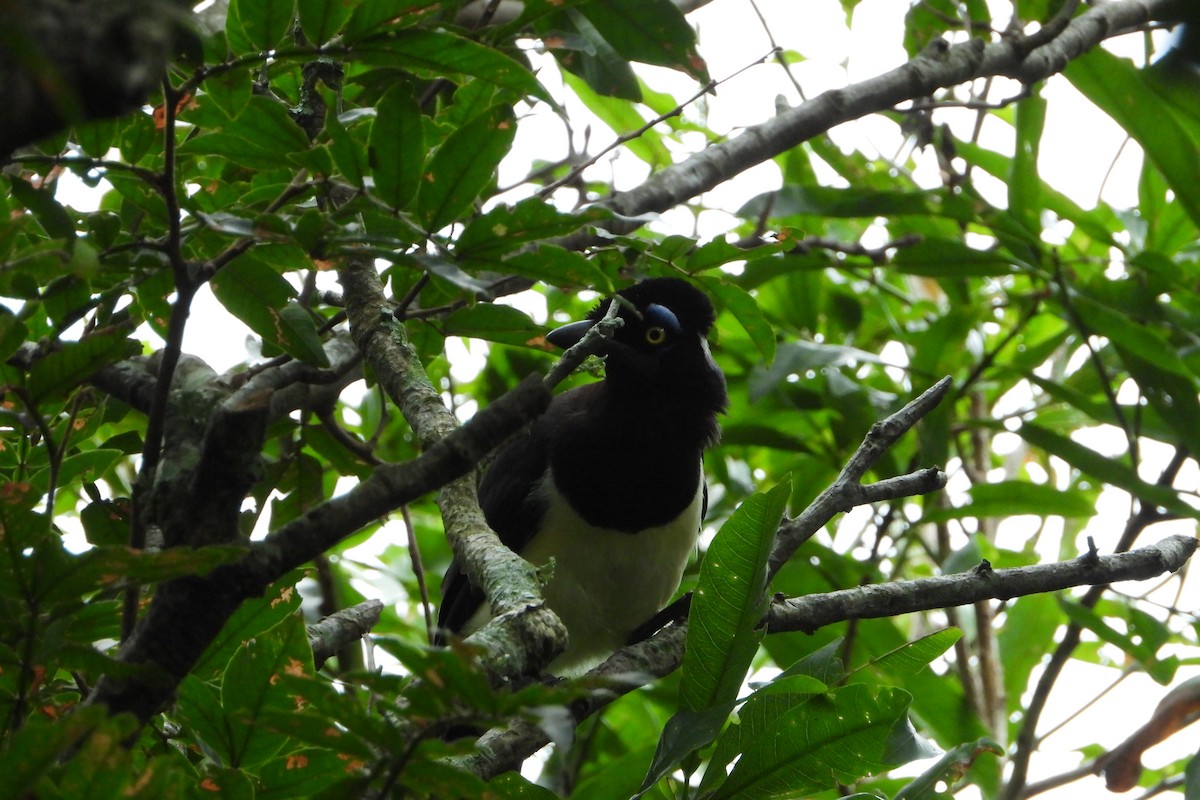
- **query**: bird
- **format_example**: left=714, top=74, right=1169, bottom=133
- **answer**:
left=437, top=277, right=727, bottom=675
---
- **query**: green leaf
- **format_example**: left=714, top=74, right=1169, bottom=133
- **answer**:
left=276, top=302, right=332, bottom=366
left=547, top=11, right=642, bottom=101
left=1066, top=47, right=1200, bottom=228
left=230, top=0, right=295, bottom=51
left=956, top=140, right=1120, bottom=247
left=297, top=0, right=352, bottom=45
left=8, top=177, right=75, bottom=241
left=1009, top=93, right=1046, bottom=232
left=119, top=112, right=158, bottom=165
left=194, top=573, right=304, bottom=681
left=204, top=66, right=253, bottom=119
left=920, top=480, right=1098, bottom=523
left=698, top=277, right=776, bottom=364
left=27, top=332, right=139, bottom=404
left=442, top=303, right=545, bottom=347
left=417, top=104, right=516, bottom=232
left=222, top=615, right=315, bottom=768
left=891, top=238, right=1016, bottom=277
left=560, top=70, right=671, bottom=165
left=80, top=500, right=131, bottom=547
left=1117, top=347, right=1200, bottom=459
left=210, top=253, right=330, bottom=367
left=34, top=449, right=123, bottom=507
left=861, top=629, right=962, bottom=679
left=41, top=545, right=247, bottom=605
left=456, top=199, right=611, bottom=261
left=1018, top=423, right=1199, bottom=520
left=638, top=705, right=733, bottom=796
left=575, top=0, right=708, bottom=82
left=176, top=676, right=233, bottom=763
left=893, top=737, right=1005, bottom=800
left=998, top=594, right=1063, bottom=705
left=1071, top=294, right=1190, bottom=378
left=355, top=30, right=550, bottom=101
left=681, top=480, right=790, bottom=713
left=369, top=83, right=424, bottom=209
left=256, top=748, right=366, bottom=800
left=344, top=0, right=432, bottom=41
left=707, top=684, right=911, bottom=799
left=0, top=708, right=125, bottom=799
left=181, top=96, right=312, bottom=166
left=73, top=117, right=122, bottom=159
left=1059, top=599, right=1176, bottom=684
left=502, top=247, right=612, bottom=291
left=325, top=106, right=366, bottom=186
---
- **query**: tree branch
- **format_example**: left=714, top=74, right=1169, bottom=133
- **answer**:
left=769, top=376, right=953, bottom=579
left=308, top=600, right=385, bottom=670
left=460, top=535, right=1198, bottom=779
left=768, top=535, right=1197, bottom=633
left=338, top=258, right=573, bottom=681
left=548, top=0, right=1187, bottom=251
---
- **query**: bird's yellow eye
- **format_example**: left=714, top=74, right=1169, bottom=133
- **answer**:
left=645, top=326, right=667, bottom=345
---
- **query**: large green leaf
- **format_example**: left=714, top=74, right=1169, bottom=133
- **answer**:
left=230, top=0, right=295, bottom=52
left=680, top=480, right=790, bottom=714
left=575, top=0, right=708, bottom=82
left=181, top=96, right=312, bottom=167
left=698, top=277, right=776, bottom=365
left=859, top=629, right=962, bottom=679
left=705, top=684, right=912, bottom=799
left=222, top=615, right=316, bottom=768
left=1009, top=93, right=1046, bottom=233
left=325, top=105, right=367, bottom=187
left=560, top=70, right=671, bottom=164
left=297, top=0, right=352, bottom=46
left=455, top=199, right=610, bottom=261
left=209, top=253, right=330, bottom=367
left=27, top=332, right=139, bottom=404
left=542, top=10, right=642, bottom=101
left=1066, top=47, right=1200, bottom=228
left=1071, top=294, right=1190, bottom=378
left=442, top=303, right=545, bottom=347
left=502, top=247, right=612, bottom=290
left=1018, top=423, right=1198, bottom=520
left=369, top=83, right=424, bottom=210
left=355, top=30, right=550, bottom=102
left=920, top=480, right=1098, bottom=523
left=417, top=104, right=516, bottom=233
left=891, top=238, right=1016, bottom=277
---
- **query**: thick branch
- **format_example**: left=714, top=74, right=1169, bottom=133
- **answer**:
left=86, top=370, right=551, bottom=721
left=308, top=600, right=385, bottom=670
left=339, top=258, right=568, bottom=680
left=549, top=0, right=1188, bottom=250
left=768, top=535, right=1197, bottom=633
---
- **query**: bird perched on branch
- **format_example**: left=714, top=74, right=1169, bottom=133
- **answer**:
left=437, top=277, right=727, bottom=674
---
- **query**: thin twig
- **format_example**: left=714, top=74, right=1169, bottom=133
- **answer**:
left=536, top=50, right=775, bottom=199
left=123, top=78, right=197, bottom=641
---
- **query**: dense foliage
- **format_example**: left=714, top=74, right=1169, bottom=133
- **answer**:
left=0, top=0, right=1198, bottom=798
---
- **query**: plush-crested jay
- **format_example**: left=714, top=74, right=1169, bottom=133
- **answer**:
left=437, top=277, right=727, bottom=674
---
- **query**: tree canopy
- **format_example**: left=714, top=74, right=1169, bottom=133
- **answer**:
left=1, top=0, right=1198, bottom=798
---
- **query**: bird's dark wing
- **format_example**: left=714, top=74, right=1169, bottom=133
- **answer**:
left=435, top=409, right=556, bottom=640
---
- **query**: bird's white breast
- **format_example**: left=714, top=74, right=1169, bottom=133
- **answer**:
left=467, top=466, right=703, bottom=675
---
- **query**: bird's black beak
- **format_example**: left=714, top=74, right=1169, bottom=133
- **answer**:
left=546, top=319, right=596, bottom=350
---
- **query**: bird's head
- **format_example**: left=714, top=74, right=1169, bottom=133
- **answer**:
left=547, top=277, right=727, bottom=412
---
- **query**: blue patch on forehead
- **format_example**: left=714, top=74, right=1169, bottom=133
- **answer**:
left=644, top=303, right=681, bottom=333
